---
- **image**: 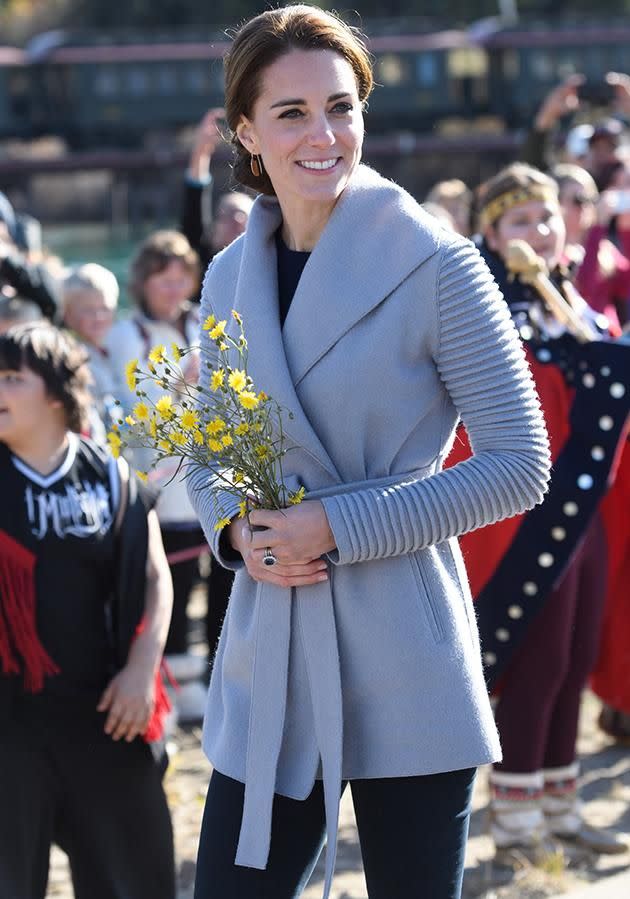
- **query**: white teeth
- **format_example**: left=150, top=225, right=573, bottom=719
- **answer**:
left=299, top=158, right=337, bottom=170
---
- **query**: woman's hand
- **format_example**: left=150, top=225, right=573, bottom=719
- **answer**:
left=97, top=662, right=155, bottom=742
left=227, top=500, right=335, bottom=587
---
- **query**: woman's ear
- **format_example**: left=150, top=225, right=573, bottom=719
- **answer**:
left=236, top=117, right=257, bottom=155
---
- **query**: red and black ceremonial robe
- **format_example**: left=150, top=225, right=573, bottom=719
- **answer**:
left=447, top=334, right=630, bottom=692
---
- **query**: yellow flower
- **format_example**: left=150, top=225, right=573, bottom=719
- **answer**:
left=255, top=444, right=269, bottom=459
left=209, top=320, right=227, bottom=340
left=125, top=415, right=136, bottom=426
left=158, top=439, right=171, bottom=452
left=148, top=344, right=166, bottom=365
left=234, top=422, right=250, bottom=436
left=125, top=359, right=137, bottom=392
left=170, top=431, right=187, bottom=447
left=219, top=342, right=229, bottom=351
left=228, top=369, right=247, bottom=392
left=210, top=369, right=225, bottom=391
left=214, top=517, right=232, bottom=532
left=180, top=409, right=199, bottom=429
left=136, top=471, right=148, bottom=483
left=233, top=471, right=244, bottom=484
left=222, top=433, right=234, bottom=447
left=133, top=401, right=149, bottom=421
left=238, top=499, right=248, bottom=519
left=208, top=438, right=223, bottom=452
left=206, top=418, right=225, bottom=435
left=193, top=429, right=204, bottom=445
left=171, top=343, right=182, bottom=362
left=289, top=486, right=306, bottom=505
left=231, top=309, right=242, bottom=324
left=107, top=431, right=122, bottom=458
left=239, top=390, right=259, bottom=410
left=149, top=416, right=158, bottom=438
left=155, top=395, right=175, bottom=420
left=202, top=314, right=216, bottom=331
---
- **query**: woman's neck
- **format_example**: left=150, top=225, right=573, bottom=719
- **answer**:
left=279, top=198, right=337, bottom=252
left=9, top=427, right=71, bottom=476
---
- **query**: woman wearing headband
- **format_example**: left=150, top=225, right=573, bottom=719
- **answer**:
left=449, top=162, right=630, bottom=862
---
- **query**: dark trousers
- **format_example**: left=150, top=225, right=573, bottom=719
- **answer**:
left=494, top=514, right=608, bottom=772
left=194, top=767, right=476, bottom=899
left=206, top=560, right=234, bottom=672
left=161, top=527, right=234, bottom=663
left=161, top=525, right=206, bottom=655
left=0, top=697, right=175, bottom=899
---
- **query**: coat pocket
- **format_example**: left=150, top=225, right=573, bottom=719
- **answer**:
left=408, top=551, right=446, bottom=644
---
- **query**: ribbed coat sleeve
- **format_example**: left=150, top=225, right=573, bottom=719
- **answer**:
left=320, top=239, right=552, bottom=566
left=185, top=266, right=244, bottom=571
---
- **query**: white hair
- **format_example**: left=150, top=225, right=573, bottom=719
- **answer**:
left=62, top=263, right=119, bottom=310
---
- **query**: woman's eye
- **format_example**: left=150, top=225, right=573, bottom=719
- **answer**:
left=331, top=102, right=353, bottom=114
left=279, top=108, right=304, bottom=119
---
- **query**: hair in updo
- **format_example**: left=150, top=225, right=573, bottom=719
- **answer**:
left=224, top=4, right=373, bottom=196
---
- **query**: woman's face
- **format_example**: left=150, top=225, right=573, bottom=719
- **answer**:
left=237, top=48, right=364, bottom=214
left=486, top=198, right=566, bottom=271
left=142, top=260, right=196, bottom=322
left=559, top=180, right=596, bottom=245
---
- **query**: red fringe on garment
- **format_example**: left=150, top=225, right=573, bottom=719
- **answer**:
left=0, top=528, right=60, bottom=691
left=133, top=618, right=173, bottom=744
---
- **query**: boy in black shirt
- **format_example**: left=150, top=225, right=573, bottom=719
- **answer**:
left=0, top=323, right=175, bottom=899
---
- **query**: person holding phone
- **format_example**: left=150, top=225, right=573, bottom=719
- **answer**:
left=578, top=157, right=630, bottom=329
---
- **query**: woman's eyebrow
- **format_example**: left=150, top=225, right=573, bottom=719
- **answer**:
left=270, top=91, right=352, bottom=109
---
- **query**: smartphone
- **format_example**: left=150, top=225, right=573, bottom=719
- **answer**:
left=611, top=190, right=630, bottom=214
left=577, top=81, right=615, bottom=105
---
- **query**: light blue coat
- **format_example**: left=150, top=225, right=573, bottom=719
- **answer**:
left=187, top=165, right=551, bottom=896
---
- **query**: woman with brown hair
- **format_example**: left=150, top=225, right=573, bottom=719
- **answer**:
left=187, top=8, right=550, bottom=898
left=108, top=230, right=209, bottom=721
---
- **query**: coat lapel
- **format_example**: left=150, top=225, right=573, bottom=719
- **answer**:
left=226, top=165, right=443, bottom=481
left=228, top=195, right=340, bottom=481
left=282, top=165, right=442, bottom=386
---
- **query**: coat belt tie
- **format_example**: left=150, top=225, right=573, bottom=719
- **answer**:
left=234, top=466, right=434, bottom=898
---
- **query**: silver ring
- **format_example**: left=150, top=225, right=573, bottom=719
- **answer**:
left=263, top=547, right=277, bottom=567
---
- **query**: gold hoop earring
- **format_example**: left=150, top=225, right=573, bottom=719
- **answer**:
left=250, top=154, right=263, bottom=178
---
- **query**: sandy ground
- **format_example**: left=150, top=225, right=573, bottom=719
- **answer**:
left=47, top=594, right=630, bottom=899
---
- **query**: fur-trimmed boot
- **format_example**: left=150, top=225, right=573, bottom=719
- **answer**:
left=489, top=769, right=555, bottom=865
left=543, top=763, right=627, bottom=854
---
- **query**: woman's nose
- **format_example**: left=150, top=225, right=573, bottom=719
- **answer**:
left=307, top=114, right=335, bottom=146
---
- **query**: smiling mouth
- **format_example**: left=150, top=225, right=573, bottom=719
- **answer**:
left=297, top=158, right=340, bottom=171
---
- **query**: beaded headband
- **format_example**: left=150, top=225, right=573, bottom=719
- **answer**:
left=479, top=186, right=558, bottom=231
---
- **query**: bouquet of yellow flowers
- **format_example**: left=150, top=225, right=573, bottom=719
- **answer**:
left=109, top=309, right=304, bottom=531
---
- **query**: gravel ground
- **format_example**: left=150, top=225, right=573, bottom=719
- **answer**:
left=47, top=588, right=630, bottom=899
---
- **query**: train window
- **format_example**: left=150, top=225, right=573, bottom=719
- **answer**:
left=127, top=67, right=149, bottom=96
left=502, top=50, right=520, bottom=80
left=447, top=47, right=487, bottom=79
left=185, top=65, right=207, bottom=94
left=94, top=67, right=119, bottom=97
left=556, top=50, right=578, bottom=80
left=415, top=53, right=438, bottom=87
left=376, top=53, right=409, bottom=86
left=528, top=51, right=554, bottom=82
left=156, top=68, right=177, bottom=95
